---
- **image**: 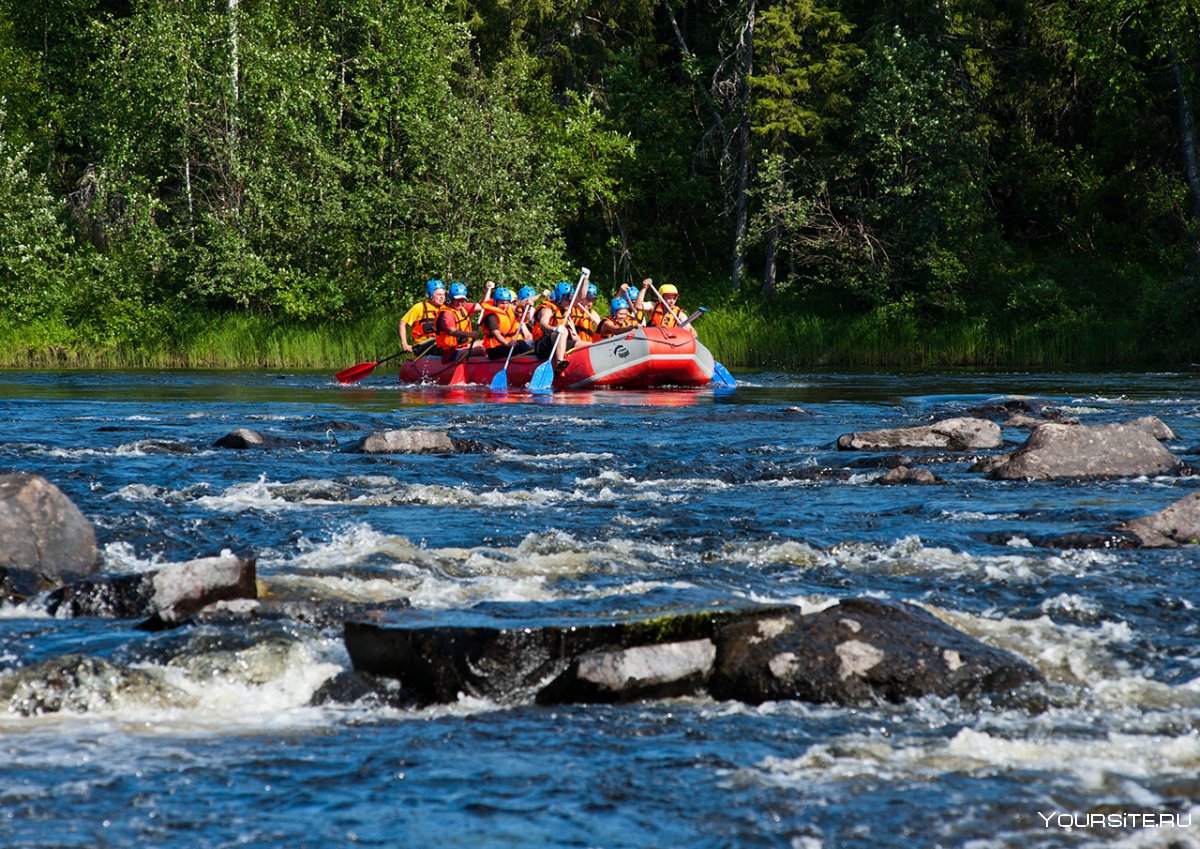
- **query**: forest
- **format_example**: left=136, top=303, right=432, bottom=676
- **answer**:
left=1, top=0, right=1199, bottom=368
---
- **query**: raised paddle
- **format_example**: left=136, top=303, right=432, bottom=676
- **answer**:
left=641, top=278, right=735, bottom=389
left=529, top=268, right=590, bottom=393
left=488, top=302, right=534, bottom=393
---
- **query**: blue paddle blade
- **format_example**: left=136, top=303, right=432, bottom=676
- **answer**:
left=528, top=360, right=554, bottom=393
left=711, top=361, right=736, bottom=388
left=488, top=369, right=508, bottom=392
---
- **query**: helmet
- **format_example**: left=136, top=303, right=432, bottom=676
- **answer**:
left=553, top=281, right=574, bottom=300
left=449, top=282, right=468, bottom=299
left=585, top=283, right=598, bottom=298
left=426, top=279, right=445, bottom=297
left=659, top=284, right=679, bottom=297
left=610, top=297, right=629, bottom=315
left=494, top=287, right=515, bottom=303
left=517, top=285, right=537, bottom=301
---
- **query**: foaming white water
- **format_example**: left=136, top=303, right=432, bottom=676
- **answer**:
left=264, top=524, right=686, bottom=608
left=0, top=637, right=344, bottom=733
left=101, top=540, right=167, bottom=573
left=194, top=475, right=299, bottom=512
left=722, top=535, right=1119, bottom=581
left=751, top=727, right=1200, bottom=793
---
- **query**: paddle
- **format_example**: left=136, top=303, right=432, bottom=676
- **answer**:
left=488, top=302, right=534, bottom=393
left=529, top=268, right=590, bottom=393
left=641, top=278, right=735, bottom=388
left=336, top=344, right=432, bottom=384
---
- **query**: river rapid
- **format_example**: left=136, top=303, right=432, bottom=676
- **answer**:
left=0, top=369, right=1198, bottom=849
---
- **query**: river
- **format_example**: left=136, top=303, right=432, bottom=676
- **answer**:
left=1, top=369, right=1197, bottom=848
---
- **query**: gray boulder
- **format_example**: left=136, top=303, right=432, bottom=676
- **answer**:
left=837, top=417, right=1001, bottom=451
left=354, top=429, right=472, bottom=454
left=980, top=422, right=1182, bottom=481
left=708, top=598, right=1041, bottom=705
left=40, top=553, right=257, bottom=627
left=1118, top=491, right=1200, bottom=547
left=213, top=428, right=269, bottom=449
left=0, top=473, right=98, bottom=596
left=149, top=554, right=258, bottom=625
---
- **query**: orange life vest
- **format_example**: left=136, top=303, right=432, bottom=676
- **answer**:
left=532, top=301, right=567, bottom=341
left=571, top=304, right=598, bottom=343
left=650, top=301, right=684, bottom=328
left=436, top=303, right=475, bottom=350
left=411, top=300, right=441, bottom=341
left=480, top=303, right=521, bottom=350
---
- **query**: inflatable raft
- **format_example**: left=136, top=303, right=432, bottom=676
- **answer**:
left=399, top=326, right=716, bottom=390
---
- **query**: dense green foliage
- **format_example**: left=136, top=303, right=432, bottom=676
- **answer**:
left=1, top=0, right=1199, bottom=367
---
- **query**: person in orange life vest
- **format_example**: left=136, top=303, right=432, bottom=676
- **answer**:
left=596, top=297, right=641, bottom=339
left=435, top=281, right=492, bottom=362
left=398, top=279, right=446, bottom=354
left=619, top=281, right=646, bottom=325
left=570, top=282, right=601, bottom=343
left=633, top=279, right=687, bottom=328
left=532, top=281, right=581, bottom=363
left=479, top=287, right=534, bottom=360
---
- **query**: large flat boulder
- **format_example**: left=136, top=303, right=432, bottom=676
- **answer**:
left=979, top=422, right=1182, bottom=481
left=342, top=595, right=1040, bottom=708
left=837, top=417, right=1000, bottom=451
left=0, top=473, right=98, bottom=597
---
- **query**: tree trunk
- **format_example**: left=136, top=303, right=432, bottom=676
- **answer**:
left=1170, top=45, right=1200, bottom=271
left=762, top=218, right=778, bottom=297
left=730, top=0, right=756, bottom=292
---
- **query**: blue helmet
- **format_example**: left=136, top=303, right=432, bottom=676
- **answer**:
left=586, top=282, right=598, bottom=298
left=553, top=281, right=573, bottom=300
left=449, top=282, right=468, bottom=299
left=494, top=287, right=515, bottom=303
left=426, top=279, right=445, bottom=297
left=610, top=297, right=629, bottom=316
left=517, top=285, right=537, bottom=301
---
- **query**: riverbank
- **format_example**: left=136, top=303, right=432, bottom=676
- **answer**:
left=0, top=305, right=1188, bottom=370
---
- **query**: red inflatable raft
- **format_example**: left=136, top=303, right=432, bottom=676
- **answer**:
left=399, top=326, right=716, bottom=390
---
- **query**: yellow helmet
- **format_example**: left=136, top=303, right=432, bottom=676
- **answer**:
left=659, top=284, right=679, bottom=296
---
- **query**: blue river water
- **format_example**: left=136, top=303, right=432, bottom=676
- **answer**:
left=1, top=368, right=1198, bottom=848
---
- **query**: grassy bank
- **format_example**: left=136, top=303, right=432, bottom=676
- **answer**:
left=0, top=304, right=1188, bottom=371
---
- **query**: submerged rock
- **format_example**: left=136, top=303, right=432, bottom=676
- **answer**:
left=837, top=417, right=1001, bottom=451
left=874, top=466, right=943, bottom=485
left=0, top=653, right=189, bottom=716
left=0, top=473, right=98, bottom=598
left=978, top=422, right=1182, bottom=481
left=213, top=429, right=320, bottom=450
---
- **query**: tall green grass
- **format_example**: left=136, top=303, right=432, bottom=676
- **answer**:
left=697, top=304, right=1158, bottom=369
left=0, top=303, right=1183, bottom=369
